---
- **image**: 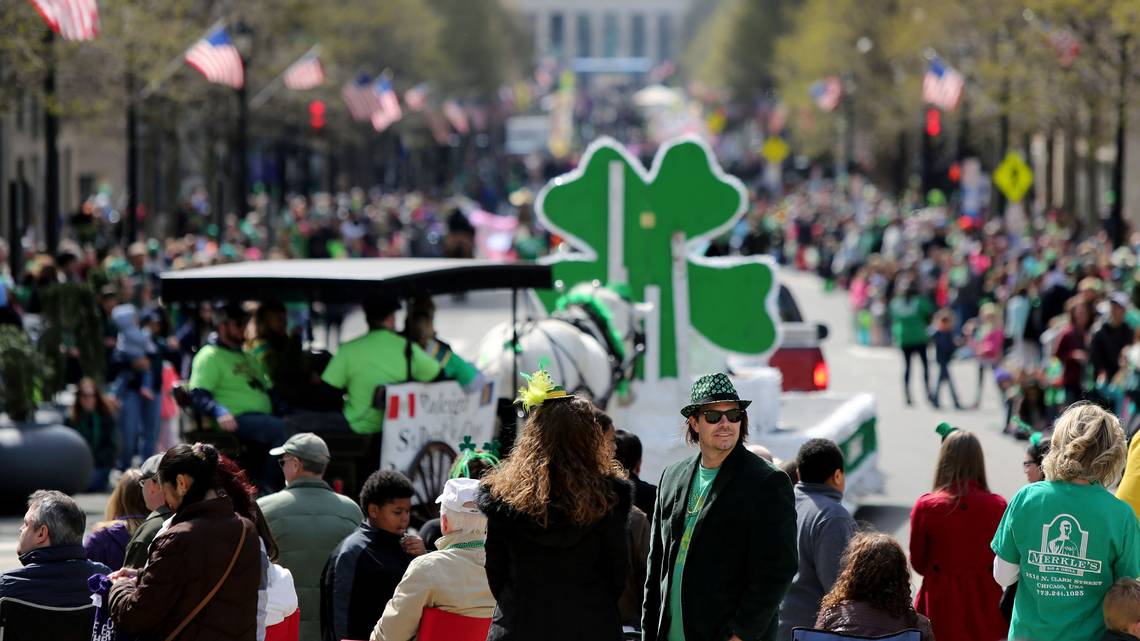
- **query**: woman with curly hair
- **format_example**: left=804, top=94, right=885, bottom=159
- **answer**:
left=477, top=378, right=631, bottom=641
left=910, top=430, right=1007, bottom=641
left=992, top=402, right=1140, bottom=641
left=815, top=532, right=935, bottom=640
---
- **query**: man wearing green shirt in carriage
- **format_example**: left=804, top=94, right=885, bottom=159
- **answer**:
left=319, top=295, right=442, bottom=434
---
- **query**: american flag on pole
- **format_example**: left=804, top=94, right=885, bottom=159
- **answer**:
left=371, top=78, right=403, bottom=132
left=1047, top=28, right=1080, bottom=68
left=341, top=74, right=382, bottom=121
left=923, top=57, right=965, bottom=112
left=442, top=99, right=470, bottom=135
left=185, top=27, right=244, bottom=89
left=283, top=52, right=324, bottom=90
left=28, top=0, right=99, bottom=41
left=404, top=83, right=428, bottom=112
left=809, top=77, right=843, bottom=113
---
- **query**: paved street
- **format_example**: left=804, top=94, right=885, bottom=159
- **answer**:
left=0, top=269, right=1026, bottom=572
left=777, top=269, right=1026, bottom=545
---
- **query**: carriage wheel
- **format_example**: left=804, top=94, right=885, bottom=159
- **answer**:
left=407, top=441, right=457, bottom=527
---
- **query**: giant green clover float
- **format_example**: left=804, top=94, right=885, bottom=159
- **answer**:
left=535, top=135, right=781, bottom=381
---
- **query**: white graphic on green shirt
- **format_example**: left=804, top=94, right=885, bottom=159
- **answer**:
left=1027, top=514, right=1103, bottom=577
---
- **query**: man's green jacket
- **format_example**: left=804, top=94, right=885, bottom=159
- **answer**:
left=258, top=478, right=363, bottom=641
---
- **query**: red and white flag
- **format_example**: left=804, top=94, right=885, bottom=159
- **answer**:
left=809, top=77, right=843, bottom=113
left=283, top=52, right=324, bottom=90
left=923, top=58, right=964, bottom=112
left=341, top=75, right=382, bottom=121
left=371, top=78, right=402, bottom=132
left=442, top=99, right=469, bottom=135
left=185, top=27, right=244, bottom=89
left=28, top=0, right=99, bottom=41
left=404, top=83, right=428, bottom=112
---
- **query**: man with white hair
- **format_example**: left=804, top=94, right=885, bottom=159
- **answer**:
left=370, top=478, right=496, bottom=641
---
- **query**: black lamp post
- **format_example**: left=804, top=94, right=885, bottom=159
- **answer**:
left=1110, top=32, right=1129, bottom=248
left=43, top=30, right=61, bottom=255
left=231, top=20, right=254, bottom=238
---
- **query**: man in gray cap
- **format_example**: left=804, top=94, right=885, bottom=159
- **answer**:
left=258, top=433, right=363, bottom=641
left=122, top=453, right=172, bottom=569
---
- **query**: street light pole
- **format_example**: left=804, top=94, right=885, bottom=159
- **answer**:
left=126, top=67, right=139, bottom=246
left=43, top=30, right=61, bottom=255
left=844, top=76, right=856, bottom=175
left=1110, top=33, right=1129, bottom=248
left=231, top=20, right=254, bottom=240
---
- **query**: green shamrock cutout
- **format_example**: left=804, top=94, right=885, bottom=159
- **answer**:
left=458, top=435, right=476, bottom=452
left=536, top=135, right=779, bottom=379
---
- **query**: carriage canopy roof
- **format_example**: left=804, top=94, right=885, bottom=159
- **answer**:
left=160, top=258, right=553, bottom=304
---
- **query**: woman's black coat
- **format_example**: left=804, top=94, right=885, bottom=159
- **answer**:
left=478, top=476, right=632, bottom=641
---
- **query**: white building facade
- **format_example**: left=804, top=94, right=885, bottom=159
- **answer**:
left=511, top=0, right=691, bottom=64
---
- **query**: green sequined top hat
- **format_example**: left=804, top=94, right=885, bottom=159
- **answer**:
left=680, top=373, right=752, bottom=418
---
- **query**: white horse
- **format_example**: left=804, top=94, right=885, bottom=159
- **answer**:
left=476, top=282, right=649, bottom=408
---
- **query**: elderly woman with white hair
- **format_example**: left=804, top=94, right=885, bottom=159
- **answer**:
left=370, top=478, right=496, bottom=641
left=991, top=402, right=1140, bottom=641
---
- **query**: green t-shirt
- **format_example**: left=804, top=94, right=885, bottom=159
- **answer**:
left=889, top=295, right=934, bottom=347
left=668, top=464, right=719, bottom=641
left=188, top=344, right=273, bottom=417
left=991, top=480, right=1140, bottom=641
left=320, top=329, right=442, bottom=434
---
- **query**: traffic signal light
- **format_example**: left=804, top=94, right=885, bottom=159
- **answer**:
left=925, top=108, right=941, bottom=137
left=309, top=99, right=326, bottom=130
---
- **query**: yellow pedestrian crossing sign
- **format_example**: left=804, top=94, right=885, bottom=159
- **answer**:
left=994, top=152, right=1033, bottom=203
left=762, top=137, right=790, bottom=164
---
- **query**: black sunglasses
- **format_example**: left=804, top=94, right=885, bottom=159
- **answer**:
left=700, top=408, right=745, bottom=424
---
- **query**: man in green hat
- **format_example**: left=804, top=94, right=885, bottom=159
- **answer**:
left=643, top=372, right=798, bottom=641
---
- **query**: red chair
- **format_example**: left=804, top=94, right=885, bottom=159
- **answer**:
left=265, top=608, right=300, bottom=641
left=416, top=608, right=492, bottom=641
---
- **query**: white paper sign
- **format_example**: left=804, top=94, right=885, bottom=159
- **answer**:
left=380, top=380, right=498, bottom=474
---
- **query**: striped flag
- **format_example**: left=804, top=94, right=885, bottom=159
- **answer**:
left=28, top=0, right=99, bottom=41
left=404, top=83, right=428, bottom=112
left=371, top=78, right=403, bottom=132
left=283, top=52, right=324, bottom=90
left=1047, top=28, right=1080, bottom=68
left=923, top=58, right=964, bottom=112
left=341, top=74, right=382, bottom=121
left=185, top=27, right=244, bottom=89
left=442, top=99, right=469, bottom=135
left=809, top=77, right=843, bottom=113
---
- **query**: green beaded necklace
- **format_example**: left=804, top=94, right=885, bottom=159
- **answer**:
left=447, top=540, right=486, bottom=550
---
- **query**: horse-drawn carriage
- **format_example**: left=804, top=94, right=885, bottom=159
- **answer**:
left=160, top=257, right=551, bottom=523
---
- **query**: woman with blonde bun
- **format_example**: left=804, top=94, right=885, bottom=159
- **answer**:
left=991, top=402, right=1140, bottom=641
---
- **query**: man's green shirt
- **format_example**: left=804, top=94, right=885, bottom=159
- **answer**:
left=320, top=329, right=441, bottom=433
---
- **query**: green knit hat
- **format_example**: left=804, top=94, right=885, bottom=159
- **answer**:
left=680, top=373, right=751, bottom=418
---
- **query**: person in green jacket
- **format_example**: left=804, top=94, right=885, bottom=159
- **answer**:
left=316, top=295, right=441, bottom=435
left=889, top=280, right=935, bottom=406
left=122, top=454, right=172, bottom=570
left=258, top=433, right=363, bottom=641
left=643, top=373, right=798, bottom=641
